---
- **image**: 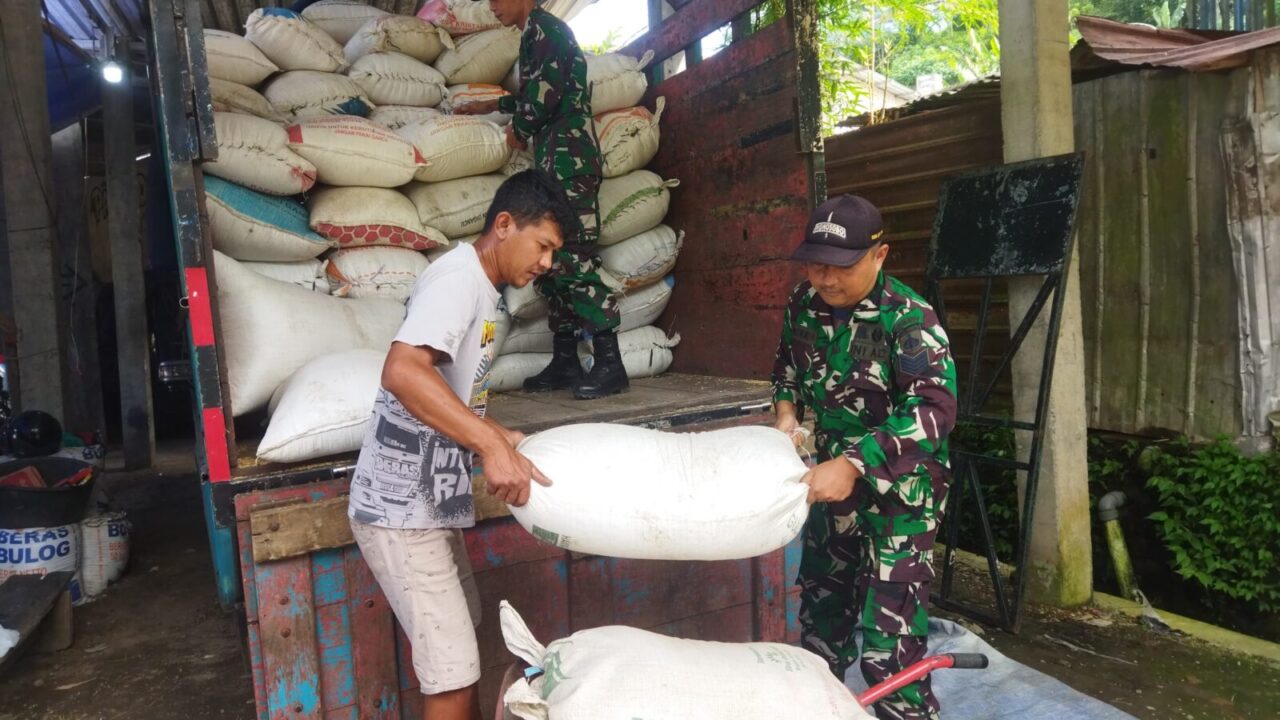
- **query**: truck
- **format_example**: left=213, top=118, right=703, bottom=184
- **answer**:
left=147, top=0, right=824, bottom=715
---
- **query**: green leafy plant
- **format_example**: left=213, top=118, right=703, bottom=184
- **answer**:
left=948, top=421, right=1019, bottom=560
left=1145, top=438, right=1280, bottom=611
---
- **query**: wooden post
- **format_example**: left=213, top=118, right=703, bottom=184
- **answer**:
left=104, top=34, right=155, bottom=469
left=0, top=0, right=68, bottom=417
left=52, top=123, right=106, bottom=436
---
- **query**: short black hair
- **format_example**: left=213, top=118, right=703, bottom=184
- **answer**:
left=482, top=169, right=579, bottom=240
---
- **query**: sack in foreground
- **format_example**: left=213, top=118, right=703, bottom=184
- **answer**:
left=499, top=601, right=872, bottom=720
left=509, top=424, right=809, bottom=561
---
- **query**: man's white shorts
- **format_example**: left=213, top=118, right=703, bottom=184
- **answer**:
left=350, top=520, right=482, bottom=694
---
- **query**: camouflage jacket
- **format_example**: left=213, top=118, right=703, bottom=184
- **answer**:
left=497, top=8, right=602, bottom=180
left=772, top=273, right=958, bottom=581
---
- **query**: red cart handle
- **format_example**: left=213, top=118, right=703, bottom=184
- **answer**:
left=856, top=653, right=988, bottom=707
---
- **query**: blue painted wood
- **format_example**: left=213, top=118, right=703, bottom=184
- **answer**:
left=202, top=480, right=240, bottom=609
left=257, top=555, right=323, bottom=720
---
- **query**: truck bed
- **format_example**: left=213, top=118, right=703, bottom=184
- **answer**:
left=231, top=373, right=772, bottom=478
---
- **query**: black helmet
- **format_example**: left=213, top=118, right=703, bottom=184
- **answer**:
left=5, top=411, right=63, bottom=458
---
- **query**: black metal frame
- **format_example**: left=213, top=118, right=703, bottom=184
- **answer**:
left=926, top=153, right=1086, bottom=633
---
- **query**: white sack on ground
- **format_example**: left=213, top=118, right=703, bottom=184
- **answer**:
left=345, top=15, right=454, bottom=64
left=509, top=423, right=808, bottom=560
left=309, top=186, right=448, bottom=250
left=262, top=70, right=373, bottom=122
left=599, top=170, right=680, bottom=245
left=404, top=174, right=504, bottom=239
left=206, top=112, right=317, bottom=196
left=433, top=27, right=521, bottom=86
left=368, top=104, right=443, bottom=130
left=203, top=176, right=330, bottom=261
left=326, top=245, right=429, bottom=301
left=501, top=276, right=671, bottom=354
left=210, top=78, right=287, bottom=123
left=286, top=116, right=426, bottom=187
left=205, top=29, right=278, bottom=86
left=585, top=50, right=653, bottom=114
left=347, top=52, right=447, bottom=107
left=242, top=258, right=329, bottom=293
left=595, top=97, right=664, bottom=178
left=302, top=0, right=389, bottom=45
left=396, top=116, right=510, bottom=182
left=213, top=251, right=404, bottom=415
left=599, top=225, right=683, bottom=289
left=258, top=349, right=385, bottom=464
left=244, top=8, right=348, bottom=73
left=499, top=602, right=870, bottom=720
left=502, top=281, right=546, bottom=321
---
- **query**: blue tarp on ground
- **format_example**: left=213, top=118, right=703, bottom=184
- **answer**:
left=843, top=619, right=1136, bottom=719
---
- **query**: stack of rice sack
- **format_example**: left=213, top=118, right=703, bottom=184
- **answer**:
left=198, top=2, right=674, bottom=464
left=491, top=50, right=684, bottom=392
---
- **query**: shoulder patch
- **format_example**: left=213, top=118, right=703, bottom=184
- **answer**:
left=896, top=326, right=929, bottom=376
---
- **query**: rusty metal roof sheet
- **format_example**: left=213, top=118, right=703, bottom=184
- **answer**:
left=1074, top=14, right=1280, bottom=72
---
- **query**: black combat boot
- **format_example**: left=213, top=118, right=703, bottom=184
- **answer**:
left=523, top=331, right=582, bottom=392
left=574, top=329, right=630, bottom=400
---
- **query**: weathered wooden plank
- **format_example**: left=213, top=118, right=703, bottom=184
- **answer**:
left=394, top=624, right=423, bottom=719
left=0, top=572, right=74, bottom=673
left=753, top=551, right=788, bottom=642
left=464, top=516, right=564, bottom=572
left=473, top=557, right=570, bottom=671
left=622, top=0, right=760, bottom=69
left=257, top=556, right=323, bottom=720
left=568, top=556, right=753, bottom=631
left=313, top=549, right=356, bottom=711
left=251, top=496, right=355, bottom=563
left=647, top=603, right=755, bottom=643
left=237, top=502, right=269, bottom=720
left=346, top=545, right=400, bottom=719
left=208, top=0, right=238, bottom=32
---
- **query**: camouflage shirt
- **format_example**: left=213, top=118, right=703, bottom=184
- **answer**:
left=497, top=8, right=602, bottom=179
left=772, top=273, right=958, bottom=581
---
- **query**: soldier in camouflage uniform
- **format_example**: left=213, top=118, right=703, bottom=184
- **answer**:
left=458, top=0, right=627, bottom=399
left=772, top=195, right=957, bottom=720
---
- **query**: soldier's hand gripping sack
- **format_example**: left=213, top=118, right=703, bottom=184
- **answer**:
left=509, top=424, right=810, bottom=561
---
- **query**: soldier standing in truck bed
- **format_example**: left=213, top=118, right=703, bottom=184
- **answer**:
left=457, top=0, right=627, bottom=400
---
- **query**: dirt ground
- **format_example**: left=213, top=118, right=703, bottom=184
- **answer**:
left=1, top=465, right=1276, bottom=720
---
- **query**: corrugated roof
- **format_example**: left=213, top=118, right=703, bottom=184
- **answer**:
left=1073, top=14, right=1280, bottom=71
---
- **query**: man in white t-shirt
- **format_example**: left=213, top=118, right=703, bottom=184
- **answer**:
left=348, top=170, right=574, bottom=720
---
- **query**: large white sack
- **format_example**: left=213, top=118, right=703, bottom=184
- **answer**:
left=210, top=78, right=287, bottom=123
left=203, top=175, right=330, bottom=261
left=502, top=276, right=673, bottom=354
left=586, top=50, right=653, bottom=114
left=244, top=8, right=348, bottom=73
left=499, top=602, right=869, bottom=720
left=396, top=116, right=510, bottom=182
left=599, top=225, right=683, bottom=290
left=368, top=104, right=443, bottom=130
left=417, top=0, right=502, bottom=36
left=309, top=187, right=448, bottom=250
left=263, top=71, right=373, bottom=122
left=79, top=513, right=131, bottom=598
left=503, top=281, right=546, bottom=321
left=599, top=170, right=680, bottom=245
left=205, top=29, right=278, bottom=86
left=580, top=326, right=679, bottom=378
left=404, top=174, right=504, bottom=239
left=348, top=52, right=447, bottom=107
left=286, top=116, right=426, bottom=187
left=213, top=251, right=404, bottom=415
left=509, top=424, right=809, bottom=560
left=433, top=27, right=521, bottom=86
left=258, top=349, right=385, bottom=464
left=425, top=233, right=478, bottom=262
left=596, top=97, right=664, bottom=178
left=206, top=112, right=317, bottom=196
left=489, top=326, right=678, bottom=392
left=326, top=245, right=429, bottom=301
left=0, top=525, right=82, bottom=603
left=301, top=0, right=389, bottom=45
left=501, top=147, right=535, bottom=177
left=345, top=15, right=454, bottom=64
left=493, top=305, right=512, bottom=356
left=243, top=258, right=330, bottom=293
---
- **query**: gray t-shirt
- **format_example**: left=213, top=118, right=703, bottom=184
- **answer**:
left=348, top=244, right=501, bottom=529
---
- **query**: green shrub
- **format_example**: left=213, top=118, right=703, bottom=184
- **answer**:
left=1146, top=438, right=1280, bottom=611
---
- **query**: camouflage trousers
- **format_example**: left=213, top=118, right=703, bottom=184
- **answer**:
left=536, top=173, right=620, bottom=335
left=798, top=503, right=940, bottom=720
